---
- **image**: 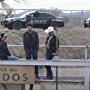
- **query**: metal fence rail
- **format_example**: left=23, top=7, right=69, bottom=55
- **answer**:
left=8, top=45, right=90, bottom=60
left=5, top=45, right=90, bottom=90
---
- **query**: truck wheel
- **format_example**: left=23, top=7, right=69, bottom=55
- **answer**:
left=60, top=22, right=64, bottom=27
left=13, top=21, right=22, bottom=30
left=50, top=22, right=58, bottom=29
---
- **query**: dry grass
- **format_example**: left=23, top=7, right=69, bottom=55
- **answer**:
left=1, top=26, right=90, bottom=59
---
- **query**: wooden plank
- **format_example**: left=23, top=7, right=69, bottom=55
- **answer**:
left=0, top=65, right=35, bottom=84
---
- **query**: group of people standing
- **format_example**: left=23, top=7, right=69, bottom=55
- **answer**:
left=0, top=22, right=59, bottom=90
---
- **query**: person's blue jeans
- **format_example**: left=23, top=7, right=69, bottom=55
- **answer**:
left=7, top=56, right=18, bottom=60
left=45, top=49, right=54, bottom=79
left=26, top=49, right=38, bottom=77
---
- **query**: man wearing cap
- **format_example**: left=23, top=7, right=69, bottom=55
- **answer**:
left=45, top=26, right=59, bottom=79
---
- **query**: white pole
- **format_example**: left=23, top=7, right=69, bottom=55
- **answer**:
left=25, top=84, right=30, bottom=90
left=85, top=67, right=90, bottom=90
left=85, top=46, right=88, bottom=60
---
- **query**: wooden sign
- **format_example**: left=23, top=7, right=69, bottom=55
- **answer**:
left=0, top=65, right=35, bottom=84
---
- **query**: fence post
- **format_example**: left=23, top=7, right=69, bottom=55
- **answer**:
left=56, top=66, right=58, bottom=90
left=25, top=84, right=30, bottom=90
left=85, top=46, right=88, bottom=60
left=85, top=46, right=90, bottom=90
left=70, top=10, right=72, bottom=28
left=85, top=66, right=90, bottom=90
left=81, top=10, right=84, bottom=26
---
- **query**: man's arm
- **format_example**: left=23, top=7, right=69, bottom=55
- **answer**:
left=35, top=32, right=39, bottom=49
left=23, top=33, right=28, bottom=52
left=4, top=42, right=11, bottom=56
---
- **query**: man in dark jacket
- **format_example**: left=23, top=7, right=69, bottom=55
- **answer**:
left=45, top=26, right=59, bottom=79
left=0, top=33, right=18, bottom=90
left=23, top=22, right=39, bottom=90
left=0, top=33, right=18, bottom=60
left=23, top=22, right=39, bottom=77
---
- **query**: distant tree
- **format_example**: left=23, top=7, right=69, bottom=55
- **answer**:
left=50, top=8, right=60, bottom=17
left=63, top=16, right=70, bottom=23
left=0, top=0, right=13, bottom=18
left=0, top=0, right=30, bottom=18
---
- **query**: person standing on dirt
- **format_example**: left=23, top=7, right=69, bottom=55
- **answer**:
left=23, top=22, right=39, bottom=90
left=45, top=26, right=59, bottom=79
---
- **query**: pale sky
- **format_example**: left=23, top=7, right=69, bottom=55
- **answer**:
left=4, top=0, right=90, bottom=10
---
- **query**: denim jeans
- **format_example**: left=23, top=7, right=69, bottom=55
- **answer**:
left=26, top=49, right=38, bottom=77
left=7, top=56, right=18, bottom=60
left=45, top=49, right=54, bottom=79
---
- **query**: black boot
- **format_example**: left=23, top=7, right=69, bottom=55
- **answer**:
left=30, top=84, right=33, bottom=90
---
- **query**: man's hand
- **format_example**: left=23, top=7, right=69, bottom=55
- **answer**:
left=45, top=45, right=49, bottom=49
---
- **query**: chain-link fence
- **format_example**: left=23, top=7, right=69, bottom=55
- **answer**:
left=0, top=9, right=90, bottom=28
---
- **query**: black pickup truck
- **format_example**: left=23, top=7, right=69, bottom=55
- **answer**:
left=1, top=11, right=64, bottom=30
left=84, top=18, right=90, bottom=28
